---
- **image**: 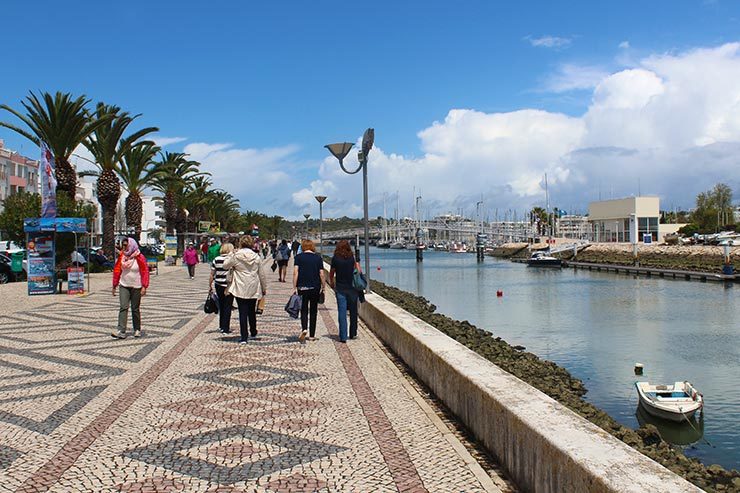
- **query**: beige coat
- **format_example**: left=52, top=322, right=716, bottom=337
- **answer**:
left=223, top=248, right=267, bottom=299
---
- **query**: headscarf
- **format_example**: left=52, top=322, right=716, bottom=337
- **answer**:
left=121, top=238, right=140, bottom=270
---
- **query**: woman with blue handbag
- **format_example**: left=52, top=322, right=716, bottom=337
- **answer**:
left=293, top=239, right=325, bottom=342
left=329, top=240, right=362, bottom=342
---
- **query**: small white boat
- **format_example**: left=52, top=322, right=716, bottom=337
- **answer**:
left=389, top=240, right=406, bottom=249
left=527, top=251, right=562, bottom=267
left=450, top=243, right=469, bottom=253
left=635, top=381, right=703, bottom=422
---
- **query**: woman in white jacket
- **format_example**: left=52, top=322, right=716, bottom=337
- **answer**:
left=223, top=235, right=267, bottom=344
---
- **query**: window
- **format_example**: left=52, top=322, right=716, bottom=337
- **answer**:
left=637, top=216, right=659, bottom=241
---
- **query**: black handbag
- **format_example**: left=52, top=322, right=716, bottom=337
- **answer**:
left=318, top=291, right=325, bottom=304
left=271, top=260, right=278, bottom=272
left=204, top=292, right=219, bottom=314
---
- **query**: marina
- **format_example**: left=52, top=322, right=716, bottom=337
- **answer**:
left=368, top=246, right=740, bottom=470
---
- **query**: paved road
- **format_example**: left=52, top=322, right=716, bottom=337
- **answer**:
left=0, top=263, right=510, bottom=492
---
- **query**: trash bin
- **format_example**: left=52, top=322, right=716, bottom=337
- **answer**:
left=10, top=251, right=24, bottom=273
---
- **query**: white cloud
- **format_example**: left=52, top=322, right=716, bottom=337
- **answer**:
left=543, top=64, right=611, bottom=92
left=527, top=35, right=572, bottom=49
left=619, top=41, right=630, bottom=49
left=151, top=135, right=187, bottom=147
left=183, top=142, right=301, bottom=212
left=291, top=42, right=740, bottom=217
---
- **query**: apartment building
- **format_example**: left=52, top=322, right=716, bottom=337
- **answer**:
left=0, top=139, right=39, bottom=211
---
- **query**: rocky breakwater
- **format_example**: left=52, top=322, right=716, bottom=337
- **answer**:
left=489, top=242, right=531, bottom=258
left=370, top=279, right=740, bottom=492
left=564, top=243, right=740, bottom=274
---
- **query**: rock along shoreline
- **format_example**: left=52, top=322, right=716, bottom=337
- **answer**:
left=369, top=279, right=740, bottom=493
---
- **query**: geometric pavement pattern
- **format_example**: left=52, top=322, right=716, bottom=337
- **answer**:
left=0, top=261, right=504, bottom=492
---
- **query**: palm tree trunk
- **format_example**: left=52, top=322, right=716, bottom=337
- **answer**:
left=176, top=208, right=186, bottom=255
left=55, top=156, right=78, bottom=201
left=164, top=192, right=176, bottom=235
left=125, top=191, right=143, bottom=242
left=97, top=169, right=121, bottom=258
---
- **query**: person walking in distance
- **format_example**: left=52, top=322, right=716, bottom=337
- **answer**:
left=200, top=239, right=209, bottom=263
left=329, top=240, right=360, bottom=342
left=291, top=239, right=300, bottom=257
left=209, top=242, right=234, bottom=334
left=208, top=238, right=221, bottom=263
left=293, top=239, right=325, bottom=342
left=111, top=237, right=150, bottom=339
left=183, top=243, right=199, bottom=279
left=223, top=235, right=267, bottom=344
left=276, top=239, right=291, bottom=282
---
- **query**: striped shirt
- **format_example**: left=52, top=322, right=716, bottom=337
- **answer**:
left=211, top=255, right=229, bottom=287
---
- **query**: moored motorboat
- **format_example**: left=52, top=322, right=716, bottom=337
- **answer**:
left=527, top=251, right=562, bottom=267
left=635, top=381, right=703, bottom=422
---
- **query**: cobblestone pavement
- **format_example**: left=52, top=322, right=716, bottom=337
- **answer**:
left=0, top=263, right=510, bottom=492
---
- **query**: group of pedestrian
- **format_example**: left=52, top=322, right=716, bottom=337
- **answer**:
left=110, top=231, right=363, bottom=346
left=292, top=239, right=361, bottom=343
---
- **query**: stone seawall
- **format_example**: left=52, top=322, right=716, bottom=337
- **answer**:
left=361, top=280, right=739, bottom=492
left=490, top=242, right=740, bottom=273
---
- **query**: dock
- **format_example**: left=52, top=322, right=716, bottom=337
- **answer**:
left=562, top=260, right=737, bottom=282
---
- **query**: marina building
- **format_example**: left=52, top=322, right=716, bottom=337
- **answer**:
left=588, top=196, right=681, bottom=243
left=0, top=140, right=39, bottom=212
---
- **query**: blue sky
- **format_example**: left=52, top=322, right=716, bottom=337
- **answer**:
left=2, top=1, right=740, bottom=218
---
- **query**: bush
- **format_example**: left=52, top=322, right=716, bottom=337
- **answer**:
left=677, top=223, right=700, bottom=236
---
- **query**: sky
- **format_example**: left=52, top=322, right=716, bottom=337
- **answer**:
left=2, top=0, right=740, bottom=220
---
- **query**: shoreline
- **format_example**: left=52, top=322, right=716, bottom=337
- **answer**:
left=368, top=279, right=739, bottom=492
left=491, top=242, right=739, bottom=274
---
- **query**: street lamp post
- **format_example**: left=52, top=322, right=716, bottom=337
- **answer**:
left=325, top=128, right=374, bottom=292
left=315, top=195, right=327, bottom=256
left=303, top=214, right=311, bottom=240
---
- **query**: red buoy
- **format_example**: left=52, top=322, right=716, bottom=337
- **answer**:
left=496, top=290, right=503, bottom=297
left=377, top=266, right=382, bottom=271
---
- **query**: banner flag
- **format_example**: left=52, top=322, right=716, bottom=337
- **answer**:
left=40, top=142, right=57, bottom=218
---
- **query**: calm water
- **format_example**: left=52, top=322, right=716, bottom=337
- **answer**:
left=368, top=248, right=740, bottom=470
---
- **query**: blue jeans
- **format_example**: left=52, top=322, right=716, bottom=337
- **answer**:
left=335, top=290, right=358, bottom=341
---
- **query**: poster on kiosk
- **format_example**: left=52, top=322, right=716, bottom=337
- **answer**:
left=24, top=218, right=56, bottom=295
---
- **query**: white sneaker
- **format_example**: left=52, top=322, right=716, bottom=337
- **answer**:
left=298, top=330, right=307, bottom=343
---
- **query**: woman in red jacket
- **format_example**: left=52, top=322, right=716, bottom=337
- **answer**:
left=111, top=237, right=150, bottom=339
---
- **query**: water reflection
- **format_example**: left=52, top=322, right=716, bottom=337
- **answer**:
left=636, top=404, right=705, bottom=446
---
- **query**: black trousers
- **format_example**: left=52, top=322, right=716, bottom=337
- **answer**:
left=299, top=288, right=320, bottom=337
left=235, top=297, right=257, bottom=341
left=215, top=284, right=233, bottom=332
left=187, top=264, right=195, bottom=277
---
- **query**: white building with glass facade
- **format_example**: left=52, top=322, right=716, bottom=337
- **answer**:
left=588, top=197, right=660, bottom=243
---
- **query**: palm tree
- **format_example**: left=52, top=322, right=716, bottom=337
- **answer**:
left=119, top=143, right=161, bottom=241
left=0, top=91, right=110, bottom=200
left=207, top=190, right=241, bottom=232
left=150, top=152, right=204, bottom=254
left=81, top=103, right=158, bottom=257
left=179, top=175, right=213, bottom=237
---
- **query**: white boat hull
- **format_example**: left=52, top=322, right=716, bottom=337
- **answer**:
left=635, top=381, right=703, bottom=423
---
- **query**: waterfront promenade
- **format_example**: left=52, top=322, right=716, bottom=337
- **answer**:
left=0, top=265, right=510, bottom=492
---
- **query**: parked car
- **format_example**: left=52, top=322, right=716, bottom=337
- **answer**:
left=0, top=253, right=17, bottom=284
left=0, top=240, right=24, bottom=257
